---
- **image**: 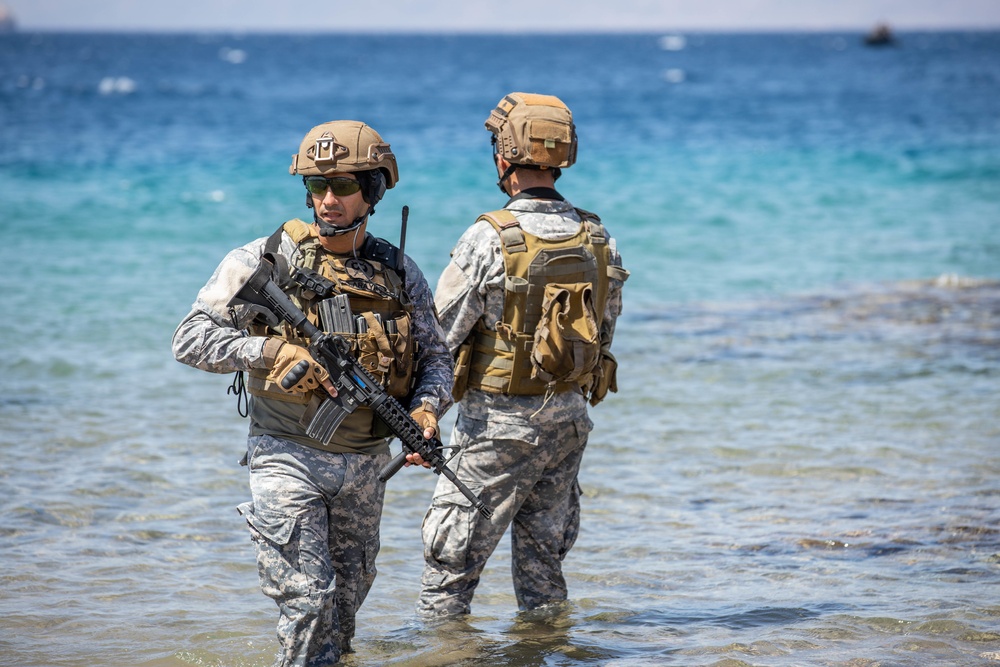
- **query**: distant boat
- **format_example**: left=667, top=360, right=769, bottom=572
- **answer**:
left=0, top=4, right=16, bottom=33
left=864, top=23, right=895, bottom=47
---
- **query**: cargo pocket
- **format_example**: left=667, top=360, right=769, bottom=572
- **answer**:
left=355, top=536, right=380, bottom=609
left=237, top=501, right=303, bottom=601
left=558, top=480, right=582, bottom=561
left=362, top=536, right=379, bottom=578
left=238, top=502, right=298, bottom=547
left=421, top=485, right=484, bottom=572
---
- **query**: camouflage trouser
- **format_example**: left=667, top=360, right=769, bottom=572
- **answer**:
left=417, top=415, right=590, bottom=616
left=237, top=435, right=388, bottom=667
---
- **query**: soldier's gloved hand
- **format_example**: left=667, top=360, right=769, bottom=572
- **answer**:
left=266, top=343, right=331, bottom=394
left=406, top=402, right=437, bottom=469
left=411, top=403, right=438, bottom=439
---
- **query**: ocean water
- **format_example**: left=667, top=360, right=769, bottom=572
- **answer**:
left=1, top=31, right=999, bottom=666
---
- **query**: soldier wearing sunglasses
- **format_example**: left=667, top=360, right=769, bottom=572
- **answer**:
left=172, top=120, right=453, bottom=666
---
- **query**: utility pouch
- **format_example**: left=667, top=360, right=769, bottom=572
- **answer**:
left=452, top=336, right=474, bottom=402
left=587, top=349, right=619, bottom=406
left=354, top=311, right=414, bottom=397
left=531, top=281, right=601, bottom=385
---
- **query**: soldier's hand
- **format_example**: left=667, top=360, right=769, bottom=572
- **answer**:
left=410, top=404, right=438, bottom=439
left=405, top=451, right=430, bottom=468
left=267, top=343, right=335, bottom=396
left=406, top=404, right=437, bottom=468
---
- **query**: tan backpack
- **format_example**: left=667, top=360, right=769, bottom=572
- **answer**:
left=459, top=209, right=622, bottom=403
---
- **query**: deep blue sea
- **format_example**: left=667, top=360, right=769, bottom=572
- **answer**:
left=1, top=32, right=999, bottom=667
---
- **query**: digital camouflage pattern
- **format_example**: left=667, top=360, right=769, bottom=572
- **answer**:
left=419, top=197, right=625, bottom=616
left=418, top=414, right=589, bottom=615
left=239, top=435, right=389, bottom=665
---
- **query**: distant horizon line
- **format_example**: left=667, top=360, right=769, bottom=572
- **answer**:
left=6, top=25, right=1000, bottom=35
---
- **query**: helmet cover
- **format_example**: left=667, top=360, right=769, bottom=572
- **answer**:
left=485, top=93, right=577, bottom=169
left=290, top=120, right=398, bottom=189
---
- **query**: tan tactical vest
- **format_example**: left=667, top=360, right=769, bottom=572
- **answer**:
left=464, top=209, right=614, bottom=396
left=248, top=219, right=415, bottom=404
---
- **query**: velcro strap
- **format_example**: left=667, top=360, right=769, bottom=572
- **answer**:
left=471, top=374, right=508, bottom=390
left=482, top=357, right=514, bottom=370
left=608, top=265, right=630, bottom=282
left=474, top=330, right=515, bottom=353
left=479, top=210, right=527, bottom=254
left=505, top=276, right=529, bottom=293
left=534, top=257, right=598, bottom=278
left=497, top=226, right=527, bottom=254
left=585, top=220, right=607, bottom=244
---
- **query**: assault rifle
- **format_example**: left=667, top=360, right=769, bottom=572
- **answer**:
left=229, top=256, right=493, bottom=519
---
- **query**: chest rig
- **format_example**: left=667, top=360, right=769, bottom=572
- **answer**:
left=248, top=219, right=415, bottom=404
left=464, top=209, right=613, bottom=397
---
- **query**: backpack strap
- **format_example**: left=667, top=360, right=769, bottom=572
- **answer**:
left=573, top=208, right=608, bottom=247
left=478, top=209, right=527, bottom=254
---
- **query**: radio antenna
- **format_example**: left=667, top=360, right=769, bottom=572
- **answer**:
left=398, top=205, right=408, bottom=275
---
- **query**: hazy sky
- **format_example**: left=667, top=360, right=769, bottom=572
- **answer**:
left=5, top=0, right=1000, bottom=32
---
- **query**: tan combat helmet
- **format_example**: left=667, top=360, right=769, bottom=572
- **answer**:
left=291, top=120, right=398, bottom=234
left=485, top=93, right=577, bottom=169
left=290, top=120, right=399, bottom=189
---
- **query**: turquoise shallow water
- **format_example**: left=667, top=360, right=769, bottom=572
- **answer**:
left=1, top=31, right=999, bottom=666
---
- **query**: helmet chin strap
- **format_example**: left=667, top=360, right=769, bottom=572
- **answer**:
left=496, top=161, right=517, bottom=195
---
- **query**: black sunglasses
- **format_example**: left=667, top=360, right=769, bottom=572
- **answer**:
left=304, top=176, right=362, bottom=197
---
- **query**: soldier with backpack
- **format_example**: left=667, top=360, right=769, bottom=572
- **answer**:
left=417, top=92, right=629, bottom=616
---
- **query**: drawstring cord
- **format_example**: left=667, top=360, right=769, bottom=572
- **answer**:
left=529, top=383, right=557, bottom=420
left=227, top=306, right=250, bottom=418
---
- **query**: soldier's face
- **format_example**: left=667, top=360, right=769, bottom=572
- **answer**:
left=308, top=172, right=368, bottom=229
